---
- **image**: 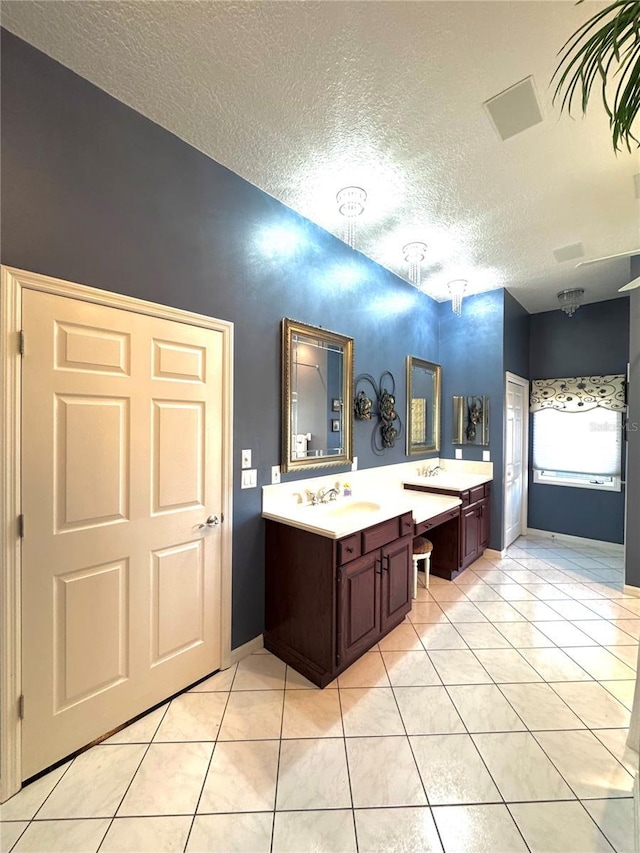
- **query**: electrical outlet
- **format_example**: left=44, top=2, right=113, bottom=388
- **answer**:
left=241, top=449, right=252, bottom=469
left=241, top=469, right=257, bottom=489
left=351, top=456, right=358, bottom=471
left=482, top=450, right=491, bottom=462
left=455, top=449, right=462, bottom=460
left=271, top=465, right=281, bottom=484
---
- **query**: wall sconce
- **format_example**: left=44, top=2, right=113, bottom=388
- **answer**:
left=557, top=288, right=584, bottom=317
left=336, top=186, right=367, bottom=249
left=403, top=242, right=428, bottom=287
left=447, top=279, right=467, bottom=316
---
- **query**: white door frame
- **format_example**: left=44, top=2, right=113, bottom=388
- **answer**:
left=503, top=371, right=530, bottom=548
left=1, top=266, right=234, bottom=802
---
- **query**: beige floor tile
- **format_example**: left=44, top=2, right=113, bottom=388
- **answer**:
left=609, top=619, right=640, bottom=639
left=394, top=686, right=465, bottom=735
left=282, top=688, right=343, bottom=738
left=407, top=602, right=449, bottom=624
left=521, top=582, right=571, bottom=599
left=571, top=620, right=639, bottom=645
left=592, top=728, right=638, bottom=775
left=411, top=734, right=501, bottom=805
left=533, top=620, right=598, bottom=647
left=496, top=622, right=555, bottom=648
left=0, top=822, right=27, bottom=853
left=100, top=816, right=192, bottom=852
left=354, top=806, right=443, bottom=853
left=37, top=744, right=146, bottom=819
left=104, top=705, right=168, bottom=744
left=564, top=646, right=636, bottom=680
left=427, top=585, right=470, bottom=602
left=534, top=729, right=634, bottom=799
left=502, top=569, right=546, bottom=584
left=600, top=679, right=637, bottom=710
left=437, top=601, right=487, bottom=623
left=427, top=650, right=492, bottom=685
left=491, top=584, right=538, bottom=602
left=198, top=740, right=279, bottom=813
left=340, top=688, right=405, bottom=737
left=548, top=599, right=603, bottom=620
left=275, top=738, right=351, bottom=810
left=218, top=690, right=284, bottom=740
left=232, top=653, right=287, bottom=690
left=583, top=798, right=637, bottom=853
left=117, top=742, right=213, bottom=816
left=346, top=736, right=427, bottom=807
left=186, top=813, right=272, bottom=853
left=518, top=648, right=593, bottom=681
left=414, top=623, right=467, bottom=650
left=285, top=666, right=337, bottom=689
left=551, top=681, right=630, bottom=729
left=338, top=652, right=390, bottom=688
left=471, top=570, right=513, bottom=584
left=452, top=622, right=511, bottom=648
left=381, top=650, right=440, bottom=686
left=433, top=804, right=527, bottom=853
left=153, top=693, right=228, bottom=742
left=605, top=645, right=639, bottom=669
left=498, top=682, right=586, bottom=731
left=473, top=648, right=543, bottom=683
left=0, top=763, right=70, bottom=821
left=472, top=732, right=574, bottom=802
left=272, top=810, right=356, bottom=853
left=614, top=597, right=640, bottom=615
left=377, top=623, right=423, bottom=650
left=509, top=801, right=614, bottom=852
left=447, top=685, right=526, bottom=733
left=462, top=584, right=504, bottom=602
left=11, top=819, right=110, bottom=853
left=472, top=601, right=526, bottom=622
left=583, top=599, right=640, bottom=620
left=189, top=665, right=237, bottom=692
left=511, top=601, right=564, bottom=621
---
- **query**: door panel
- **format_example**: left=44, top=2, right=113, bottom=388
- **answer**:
left=338, top=552, right=380, bottom=665
left=380, top=537, right=412, bottom=634
left=505, top=380, right=525, bottom=547
left=461, top=506, right=479, bottom=568
left=22, top=288, right=224, bottom=778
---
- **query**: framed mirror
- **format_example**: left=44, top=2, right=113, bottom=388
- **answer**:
left=453, top=395, right=490, bottom=445
left=406, top=356, right=441, bottom=455
left=282, top=318, right=354, bottom=473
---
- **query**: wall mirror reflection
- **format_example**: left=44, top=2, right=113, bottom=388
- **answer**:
left=453, top=395, right=490, bottom=445
left=406, top=356, right=441, bottom=455
left=281, top=318, right=354, bottom=473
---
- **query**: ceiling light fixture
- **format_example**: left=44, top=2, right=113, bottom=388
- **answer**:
left=403, top=242, right=428, bottom=287
left=557, top=288, right=585, bottom=317
left=336, top=186, right=366, bottom=249
left=447, top=279, right=467, bottom=316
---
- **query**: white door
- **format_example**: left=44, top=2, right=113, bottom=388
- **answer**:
left=21, top=289, right=224, bottom=778
left=505, top=377, right=527, bottom=548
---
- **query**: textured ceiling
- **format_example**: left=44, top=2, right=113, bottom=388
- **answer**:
left=2, top=0, right=639, bottom=312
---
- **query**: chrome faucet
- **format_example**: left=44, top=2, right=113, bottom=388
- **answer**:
left=425, top=465, right=442, bottom=477
left=318, top=486, right=339, bottom=503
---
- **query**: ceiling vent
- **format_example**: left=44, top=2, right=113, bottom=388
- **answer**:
left=553, top=242, right=585, bottom=263
left=484, top=77, right=543, bottom=141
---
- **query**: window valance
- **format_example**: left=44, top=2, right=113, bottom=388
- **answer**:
left=530, top=375, right=626, bottom=413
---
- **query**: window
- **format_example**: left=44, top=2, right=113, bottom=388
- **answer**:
left=532, top=407, right=622, bottom=491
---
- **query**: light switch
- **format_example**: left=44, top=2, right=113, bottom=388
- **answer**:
left=482, top=450, right=491, bottom=462
left=249, top=469, right=257, bottom=488
left=271, top=465, right=281, bottom=484
left=241, top=449, right=252, bottom=469
left=351, top=456, right=358, bottom=471
left=455, top=449, right=462, bottom=460
left=241, top=469, right=257, bottom=489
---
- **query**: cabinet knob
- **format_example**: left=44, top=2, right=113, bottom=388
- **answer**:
left=346, top=547, right=354, bottom=554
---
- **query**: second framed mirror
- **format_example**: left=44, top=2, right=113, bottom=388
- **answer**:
left=406, top=356, right=441, bottom=455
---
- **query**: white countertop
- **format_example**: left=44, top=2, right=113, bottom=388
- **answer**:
left=403, top=472, right=492, bottom=492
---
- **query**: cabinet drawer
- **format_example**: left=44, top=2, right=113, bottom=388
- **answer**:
left=337, top=534, right=362, bottom=566
left=399, top=512, right=414, bottom=538
left=362, top=516, right=402, bottom=553
left=415, top=507, right=460, bottom=536
left=469, top=485, right=485, bottom=505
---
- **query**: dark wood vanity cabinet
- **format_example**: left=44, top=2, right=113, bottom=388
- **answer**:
left=265, top=512, right=413, bottom=687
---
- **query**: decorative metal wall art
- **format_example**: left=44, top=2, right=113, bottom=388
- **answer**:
left=354, top=372, right=402, bottom=454
left=452, top=395, right=490, bottom=446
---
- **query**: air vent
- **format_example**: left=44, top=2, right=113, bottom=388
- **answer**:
left=484, top=77, right=543, bottom=141
left=553, top=242, right=585, bottom=263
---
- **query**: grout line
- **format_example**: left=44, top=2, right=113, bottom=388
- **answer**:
left=267, top=670, right=288, bottom=852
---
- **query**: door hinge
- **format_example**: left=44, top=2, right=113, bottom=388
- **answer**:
left=18, top=694, right=24, bottom=720
left=19, top=330, right=25, bottom=355
left=336, top=652, right=341, bottom=666
left=18, top=514, right=24, bottom=538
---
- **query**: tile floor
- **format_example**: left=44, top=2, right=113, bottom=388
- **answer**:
left=1, top=533, right=639, bottom=853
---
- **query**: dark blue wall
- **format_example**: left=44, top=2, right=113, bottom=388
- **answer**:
left=528, top=298, right=630, bottom=544
left=439, top=290, right=505, bottom=551
left=1, top=30, right=442, bottom=647
left=504, top=290, right=530, bottom=379
left=626, top=260, right=640, bottom=588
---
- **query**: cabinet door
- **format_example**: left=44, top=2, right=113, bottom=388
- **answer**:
left=461, top=505, right=480, bottom=568
left=479, top=498, right=490, bottom=551
left=380, top=536, right=412, bottom=635
left=337, top=551, right=381, bottom=667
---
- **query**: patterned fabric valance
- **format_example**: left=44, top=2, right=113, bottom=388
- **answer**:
left=530, top=375, right=626, bottom=413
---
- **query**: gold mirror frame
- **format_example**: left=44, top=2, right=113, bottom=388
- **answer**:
left=281, top=318, right=354, bottom=473
left=406, top=356, right=442, bottom=455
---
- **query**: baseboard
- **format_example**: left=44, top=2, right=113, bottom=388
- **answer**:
left=526, top=528, right=624, bottom=552
left=624, top=584, right=640, bottom=599
left=228, top=634, right=264, bottom=665
left=485, top=548, right=506, bottom=559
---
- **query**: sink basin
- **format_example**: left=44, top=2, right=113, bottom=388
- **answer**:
left=325, top=501, right=381, bottom=518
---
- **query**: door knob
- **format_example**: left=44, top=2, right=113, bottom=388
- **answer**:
left=199, top=514, right=220, bottom=529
